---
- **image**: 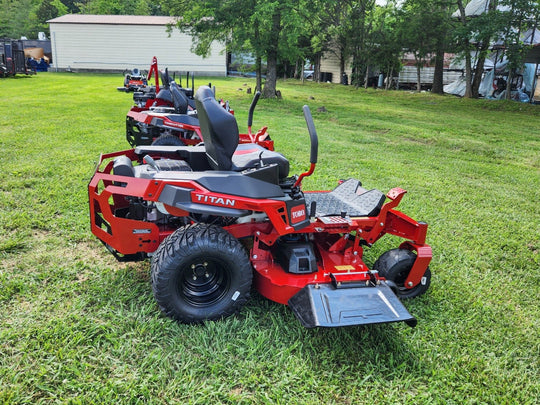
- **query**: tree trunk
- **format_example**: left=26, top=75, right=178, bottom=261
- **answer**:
left=464, top=51, right=473, bottom=98
left=505, top=69, right=514, bottom=100
left=255, top=56, right=262, bottom=93
left=457, top=0, right=472, bottom=98
left=472, top=0, right=497, bottom=98
left=471, top=54, right=485, bottom=98
left=314, top=52, right=321, bottom=83
left=416, top=64, right=421, bottom=92
left=386, top=66, right=394, bottom=90
left=351, top=52, right=359, bottom=87
left=263, top=50, right=278, bottom=98
left=262, top=7, right=280, bottom=98
left=432, top=47, right=445, bottom=94
left=364, top=65, right=370, bottom=89
left=471, top=41, right=490, bottom=98
left=339, top=45, right=346, bottom=83
left=294, top=59, right=301, bottom=80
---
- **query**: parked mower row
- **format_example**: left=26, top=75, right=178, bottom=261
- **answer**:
left=121, top=57, right=272, bottom=150
left=89, top=80, right=433, bottom=328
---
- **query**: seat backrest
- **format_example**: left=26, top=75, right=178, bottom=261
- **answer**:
left=195, top=86, right=239, bottom=171
left=154, top=88, right=172, bottom=104
left=170, top=82, right=189, bottom=114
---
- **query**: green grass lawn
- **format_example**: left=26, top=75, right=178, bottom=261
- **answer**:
left=0, top=72, right=539, bottom=404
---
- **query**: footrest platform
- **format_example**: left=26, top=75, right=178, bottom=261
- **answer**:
left=304, top=179, right=386, bottom=218
left=288, top=281, right=417, bottom=328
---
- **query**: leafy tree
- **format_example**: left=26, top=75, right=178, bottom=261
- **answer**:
left=396, top=0, right=441, bottom=91
left=470, top=1, right=501, bottom=97
left=453, top=0, right=538, bottom=98
left=307, top=0, right=354, bottom=83
left=76, top=0, right=154, bottom=15
left=256, top=1, right=305, bottom=96
left=368, top=3, right=402, bottom=89
left=453, top=0, right=476, bottom=97
left=62, top=0, right=80, bottom=13
left=498, top=0, right=539, bottom=99
left=453, top=0, right=504, bottom=98
left=32, top=0, right=68, bottom=36
left=0, top=0, right=39, bottom=38
left=349, top=0, right=377, bottom=87
left=430, top=0, right=454, bottom=94
left=160, top=0, right=306, bottom=98
left=159, top=0, right=262, bottom=87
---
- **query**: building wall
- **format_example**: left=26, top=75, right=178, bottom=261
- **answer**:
left=397, top=66, right=464, bottom=89
left=320, top=51, right=352, bottom=84
left=319, top=48, right=462, bottom=88
left=49, top=22, right=226, bottom=75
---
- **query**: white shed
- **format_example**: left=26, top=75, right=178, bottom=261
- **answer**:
left=47, top=14, right=226, bottom=75
left=318, top=51, right=353, bottom=84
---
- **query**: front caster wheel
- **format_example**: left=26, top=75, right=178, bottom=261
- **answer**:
left=373, top=248, right=431, bottom=299
left=151, top=224, right=252, bottom=323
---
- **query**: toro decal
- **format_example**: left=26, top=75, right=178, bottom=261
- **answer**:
left=290, top=205, right=306, bottom=224
left=195, top=194, right=236, bottom=207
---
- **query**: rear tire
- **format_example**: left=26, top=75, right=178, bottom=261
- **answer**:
left=373, top=248, right=431, bottom=299
left=151, top=224, right=252, bottom=323
left=152, top=134, right=185, bottom=146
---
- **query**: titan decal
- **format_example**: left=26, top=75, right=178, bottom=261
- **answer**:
left=195, top=194, right=236, bottom=206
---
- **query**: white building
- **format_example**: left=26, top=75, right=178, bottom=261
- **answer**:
left=47, top=14, right=226, bottom=75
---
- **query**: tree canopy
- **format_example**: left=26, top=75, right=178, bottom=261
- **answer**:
left=1, top=0, right=537, bottom=98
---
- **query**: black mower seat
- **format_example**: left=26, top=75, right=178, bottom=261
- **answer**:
left=195, top=85, right=290, bottom=178
left=233, top=144, right=289, bottom=179
left=304, top=179, right=386, bottom=217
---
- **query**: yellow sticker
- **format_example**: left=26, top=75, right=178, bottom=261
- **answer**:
left=334, top=265, right=355, bottom=271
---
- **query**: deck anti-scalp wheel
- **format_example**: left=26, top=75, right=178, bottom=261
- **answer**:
left=373, top=248, right=431, bottom=299
left=151, top=224, right=252, bottom=323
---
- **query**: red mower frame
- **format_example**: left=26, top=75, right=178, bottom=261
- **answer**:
left=90, top=152, right=430, bottom=305
left=89, top=87, right=432, bottom=328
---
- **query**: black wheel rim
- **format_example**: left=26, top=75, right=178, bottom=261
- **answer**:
left=394, top=269, right=409, bottom=292
left=178, top=257, right=231, bottom=307
left=393, top=267, right=427, bottom=296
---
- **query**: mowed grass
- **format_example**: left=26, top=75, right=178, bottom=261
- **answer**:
left=0, top=72, right=539, bottom=404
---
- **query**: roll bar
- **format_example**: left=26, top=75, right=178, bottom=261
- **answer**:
left=293, top=105, right=318, bottom=188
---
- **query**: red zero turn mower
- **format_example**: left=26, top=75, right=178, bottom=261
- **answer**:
left=89, top=86, right=432, bottom=328
left=128, top=57, right=196, bottom=111
left=117, top=67, right=148, bottom=92
left=127, top=87, right=273, bottom=150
